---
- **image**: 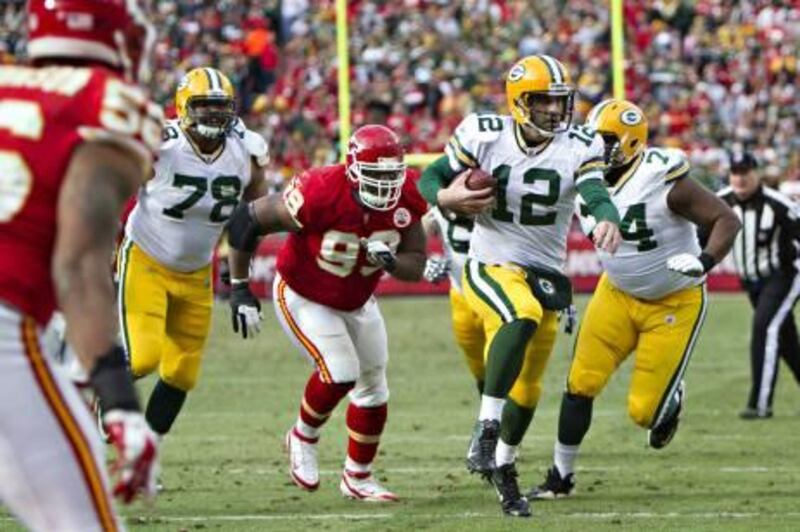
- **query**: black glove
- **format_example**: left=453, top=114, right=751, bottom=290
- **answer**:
left=229, top=281, right=262, bottom=339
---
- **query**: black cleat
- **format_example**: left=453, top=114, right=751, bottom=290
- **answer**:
left=739, top=407, right=773, bottom=420
left=528, top=465, right=575, bottom=500
left=649, top=381, right=684, bottom=449
left=465, top=419, right=499, bottom=479
left=491, top=463, right=531, bottom=517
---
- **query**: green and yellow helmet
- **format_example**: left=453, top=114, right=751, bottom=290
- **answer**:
left=175, top=67, right=236, bottom=139
left=586, top=98, right=648, bottom=167
left=506, top=55, right=575, bottom=137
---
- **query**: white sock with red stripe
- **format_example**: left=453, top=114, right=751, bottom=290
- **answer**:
left=295, top=418, right=319, bottom=440
left=344, top=456, right=371, bottom=475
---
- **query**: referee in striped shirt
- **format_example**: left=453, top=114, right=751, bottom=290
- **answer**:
left=714, top=151, right=800, bottom=419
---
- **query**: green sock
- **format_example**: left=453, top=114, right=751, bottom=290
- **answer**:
left=483, top=319, right=536, bottom=398
left=558, top=392, right=593, bottom=446
left=500, top=398, right=535, bottom=445
left=145, top=379, right=187, bottom=436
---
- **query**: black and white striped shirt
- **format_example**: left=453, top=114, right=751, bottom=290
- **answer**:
left=716, top=186, right=800, bottom=282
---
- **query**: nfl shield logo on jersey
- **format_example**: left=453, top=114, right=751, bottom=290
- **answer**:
left=393, top=207, right=411, bottom=228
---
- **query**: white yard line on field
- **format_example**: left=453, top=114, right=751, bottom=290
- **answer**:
left=105, top=510, right=800, bottom=522
left=221, top=464, right=794, bottom=476
left=3, top=510, right=800, bottom=525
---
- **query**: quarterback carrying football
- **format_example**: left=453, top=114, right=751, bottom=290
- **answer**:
left=227, top=125, right=428, bottom=501
left=418, top=54, right=622, bottom=517
left=0, top=0, right=162, bottom=529
left=530, top=99, right=741, bottom=499
left=117, top=67, right=269, bottom=449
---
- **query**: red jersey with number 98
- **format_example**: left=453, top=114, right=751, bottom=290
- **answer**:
left=276, top=164, right=427, bottom=311
left=0, top=65, right=162, bottom=325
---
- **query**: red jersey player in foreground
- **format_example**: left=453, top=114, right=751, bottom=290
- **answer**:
left=0, top=1, right=161, bottom=529
left=227, top=125, right=428, bottom=501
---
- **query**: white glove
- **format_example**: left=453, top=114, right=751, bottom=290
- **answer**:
left=364, top=240, right=397, bottom=270
left=103, top=410, right=159, bottom=503
left=230, top=282, right=263, bottom=339
left=666, top=253, right=705, bottom=277
left=423, top=257, right=450, bottom=284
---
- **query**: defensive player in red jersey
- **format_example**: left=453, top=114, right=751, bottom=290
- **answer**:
left=0, top=1, right=161, bottom=530
left=227, top=125, right=428, bottom=501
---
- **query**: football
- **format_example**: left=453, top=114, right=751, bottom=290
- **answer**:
left=464, top=168, right=496, bottom=191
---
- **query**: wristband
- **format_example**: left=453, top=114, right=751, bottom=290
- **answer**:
left=698, top=252, right=716, bottom=273
left=230, top=278, right=250, bottom=286
left=90, top=345, right=140, bottom=412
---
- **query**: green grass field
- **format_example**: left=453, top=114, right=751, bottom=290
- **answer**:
left=5, top=293, right=800, bottom=531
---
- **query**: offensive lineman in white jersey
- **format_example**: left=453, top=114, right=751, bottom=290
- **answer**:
left=530, top=99, right=741, bottom=499
left=418, top=55, right=622, bottom=517
left=117, top=67, right=268, bottom=450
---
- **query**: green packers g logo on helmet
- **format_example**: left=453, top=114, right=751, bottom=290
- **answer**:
left=508, top=64, right=526, bottom=82
left=620, top=109, right=642, bottom=126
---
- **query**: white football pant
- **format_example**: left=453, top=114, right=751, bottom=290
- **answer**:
left=272, top=273, right=389, bottom=407
left=0, top=303, right=123, bottom=532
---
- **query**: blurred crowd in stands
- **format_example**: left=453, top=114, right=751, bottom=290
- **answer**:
left=2, top=0, right=798, bottom=193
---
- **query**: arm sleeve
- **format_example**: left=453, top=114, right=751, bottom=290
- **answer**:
left=417, top=155, right=460, bottom=205
left=576, top=178, right=620, bottom=224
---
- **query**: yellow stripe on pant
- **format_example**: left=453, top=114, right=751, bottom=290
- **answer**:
left=118, top=238, right=213, bottom=392
left=567, top=273, right=706, bottom=428
left=462, top=260, right=558, bottom=408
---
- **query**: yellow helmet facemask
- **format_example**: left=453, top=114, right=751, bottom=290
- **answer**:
left=586, top=98, right=648, bottom=168
left=506, top=55, right=575, bottom=137
left=175, top=67, right=236, bottom=139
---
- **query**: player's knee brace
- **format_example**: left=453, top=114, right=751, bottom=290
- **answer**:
left=227, top=202, right=262, bottom=252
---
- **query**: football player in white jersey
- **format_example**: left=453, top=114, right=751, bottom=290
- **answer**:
left=529, top=99, right=741, bottom=500
left=117, top=68, right=268, bottom=450
left=418, top=55, right=622, bottom=517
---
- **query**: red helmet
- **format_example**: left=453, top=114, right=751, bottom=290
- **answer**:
left=27, top=0, right=156, bottom=83
left=346, top=125, right=406, bottom=211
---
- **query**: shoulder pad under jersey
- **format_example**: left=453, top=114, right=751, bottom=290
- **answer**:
left=643, top=147, right=690, bottom=182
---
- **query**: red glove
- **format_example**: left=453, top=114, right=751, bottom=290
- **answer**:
left=104, top=410, right=159, bottom=503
